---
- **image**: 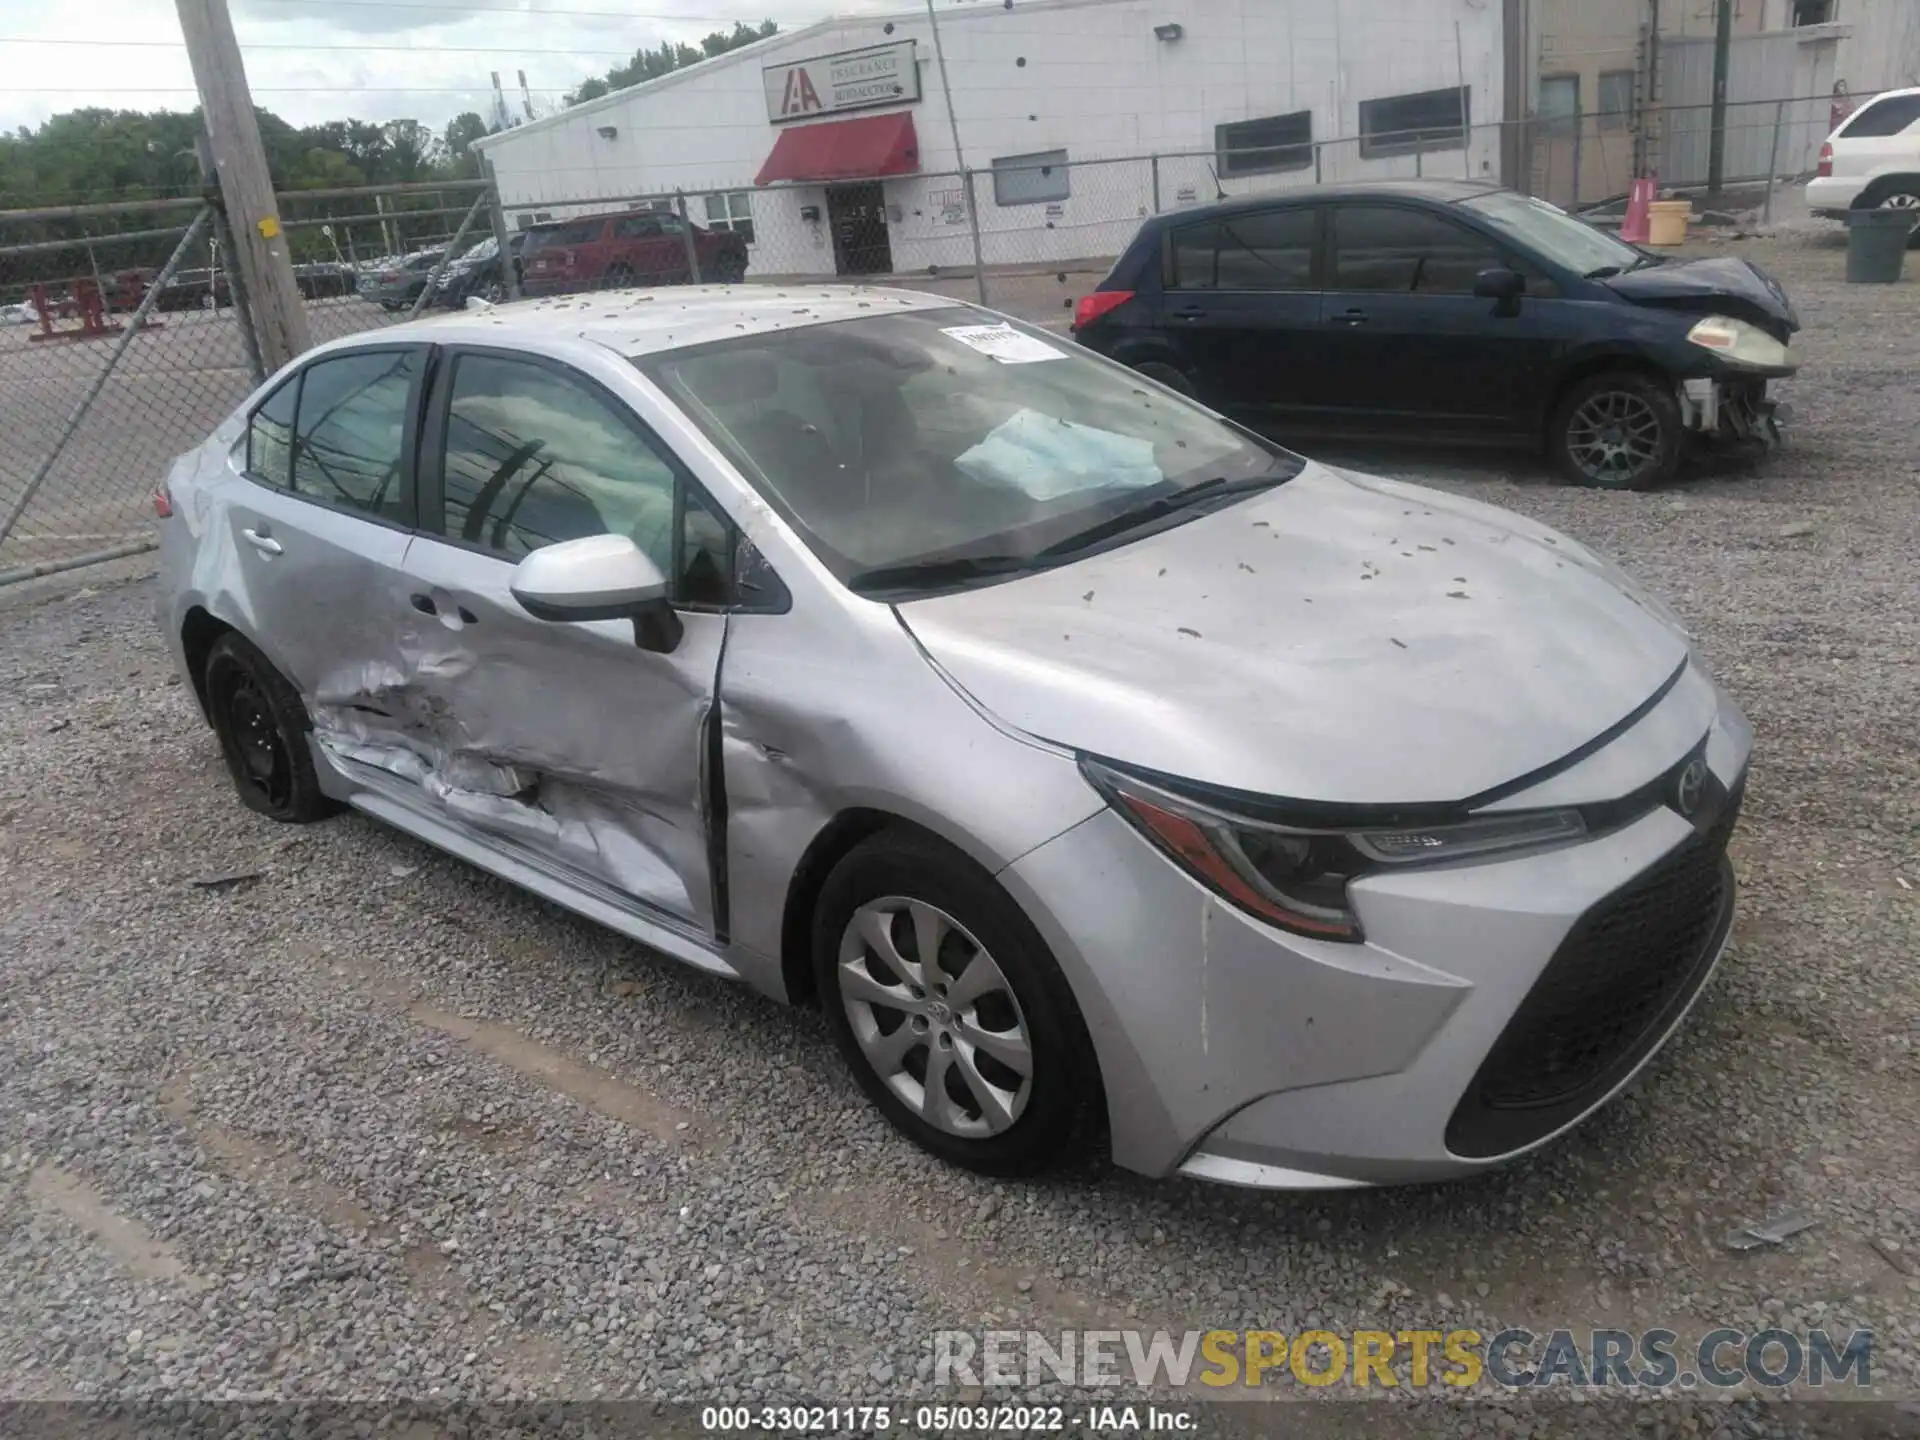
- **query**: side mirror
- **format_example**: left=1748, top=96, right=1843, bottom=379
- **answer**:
left=509, top=533, right=683, bottom=653
left=1473, top=267, right=1526, bottom=311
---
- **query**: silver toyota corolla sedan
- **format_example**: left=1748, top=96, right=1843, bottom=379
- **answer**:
left=155, top=287, right=1750, bottom=1189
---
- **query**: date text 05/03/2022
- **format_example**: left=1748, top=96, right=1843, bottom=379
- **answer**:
left=699, top=1404, right=1198, bottom=1432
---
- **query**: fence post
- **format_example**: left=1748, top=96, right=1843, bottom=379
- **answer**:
left=675, top=192, right=703, bottom=284
left=1763, top=99, right=1786, bottom=226
left=1314, top=140, right=1323, bottom=186
left=1571, top=120, right=1584, bottom=211
left=964, top=169, right=987, bottom=307
left=197, top=130, right=264, bottom=386
left=482, top=159, right=520, bottom=300
left=1415, top=133, right=1425, bottom=178
left=1150, top=154, right=1161, bottom=214
left=408, top=188, right=490, bottom=318
left=0, top=207, right=214, bottom=551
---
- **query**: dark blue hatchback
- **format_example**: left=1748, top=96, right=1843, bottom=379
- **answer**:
left=1071, top=181, right=1799, bottom=489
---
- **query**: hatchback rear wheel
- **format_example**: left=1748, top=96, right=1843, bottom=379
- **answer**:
left=204, top=633, right=336, bottom=823
left=812, top=830, right=1097, bottom=1176
left=1549, top=371, right=1683, bottom=490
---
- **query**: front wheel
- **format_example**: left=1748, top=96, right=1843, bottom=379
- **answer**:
left=812, top=830, right=1098, bottom=1177
left=1549, top=371, right=1683, bottom=490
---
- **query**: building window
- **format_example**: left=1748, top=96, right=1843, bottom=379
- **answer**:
left=704, top=191, right=756, bottom=246
left=1539, top=75, right=1580, bottom=139
left=1598, top=70, right=1636, bottom=132
left=1359, top=86, right=1471, bottom=158
left=992, top=149, right=1070, bottom=207
left=1215, top=111, right=1314, bottom=178
left=1792, top=0, right=1832, bottom=22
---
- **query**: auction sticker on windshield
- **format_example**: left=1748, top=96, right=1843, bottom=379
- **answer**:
left=942, top=324, right=1065, bottom=364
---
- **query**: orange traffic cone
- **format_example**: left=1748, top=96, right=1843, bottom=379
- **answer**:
left=1620, top=177, right=1656, bottom=244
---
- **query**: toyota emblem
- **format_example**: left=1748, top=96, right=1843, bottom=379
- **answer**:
left=1674, top=757, right=1709, bottom=819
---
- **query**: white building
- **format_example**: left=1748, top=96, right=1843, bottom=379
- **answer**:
left=474, top=0, right=1513, bottom=280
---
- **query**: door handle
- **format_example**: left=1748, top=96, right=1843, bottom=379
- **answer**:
left=1330, top=308, right=1369, bottom=326
left=1171, top=306, right=1207, bottom=320
left=242, top=528, right=282, bottom=556
left=409, top=593, right=438, bottom=615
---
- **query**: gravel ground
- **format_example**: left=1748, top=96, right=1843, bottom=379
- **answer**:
left=1, top=225, right=1916, bottom=1437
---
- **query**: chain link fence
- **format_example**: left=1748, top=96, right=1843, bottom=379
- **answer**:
left=0, top=92, right=1835, bottom=588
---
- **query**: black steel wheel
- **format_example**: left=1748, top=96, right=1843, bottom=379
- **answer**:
left=204, top=632, right=336, bottom=823
left=1550, top=371, right=1683, bottom=490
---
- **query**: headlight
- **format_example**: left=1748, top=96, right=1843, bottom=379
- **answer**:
left=1686, top=315, right=1789, bottom=369
left=1081, top=760, right=1585, bottom=943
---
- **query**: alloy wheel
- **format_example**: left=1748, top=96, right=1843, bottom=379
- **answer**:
left=224, top=673, right=291, bottom=810
left=836, top=897, right=1033, bottom=1138
left=1564, top=389, right=1663, bottom=484
left=1878, top=192, right=1920, bottom=210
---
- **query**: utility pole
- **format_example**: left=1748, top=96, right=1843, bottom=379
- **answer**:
left=175, top=0, right=311, bottom=371
left=1706, top=0, right=1732, bottom=195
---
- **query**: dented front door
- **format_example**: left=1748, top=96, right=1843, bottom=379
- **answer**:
left=392, top=534, right=725, bottom=932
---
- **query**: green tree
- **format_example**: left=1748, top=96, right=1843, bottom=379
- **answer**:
left=442, top=112, right=491, bottom=175
left=564, top=19, right=777, bottom=107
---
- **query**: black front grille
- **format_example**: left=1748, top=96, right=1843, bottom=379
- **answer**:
left=1446, top=790, right=1741, bottom=1159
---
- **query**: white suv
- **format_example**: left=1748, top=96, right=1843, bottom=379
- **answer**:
left=1807, top=86, right=1920, bottom=228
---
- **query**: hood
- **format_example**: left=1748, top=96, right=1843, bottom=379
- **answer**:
left=897, top=464, right=1689, bottom=807
left=1603, top=256, right=1798, bottom=340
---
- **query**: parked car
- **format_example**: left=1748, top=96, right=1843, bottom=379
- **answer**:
left=294, top=260, right=358, bottom=300
left=518, top=209, right=748, bottom=296
left=152, top=267, right=231, bottom=312
left=156, top=289, right=1749, bottom=1189
left=433, top=235, right=525, bottom=308
left=1072, top=180, right=1799, bottom=490
left=1807, top=84, right=1920, bottom=244
left=355, top=248, right=448, bottom=311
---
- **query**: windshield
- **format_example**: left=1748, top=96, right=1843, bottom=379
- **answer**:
left=1461, top=190, right=1644, bottom=277
left=641, top=307, right=1295, bottom=593
left=457, top=238, right=498, bottom=263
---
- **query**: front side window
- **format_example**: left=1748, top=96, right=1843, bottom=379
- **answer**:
left=1331, top=206, right=1503, bottom=293
left=288, top=350, right=420, bottom=521
left=437, top=354, right=679, bottom=573
left=1359, top=87, right=1470, bottom=158
left=642, top=307, right=1296, bottom=593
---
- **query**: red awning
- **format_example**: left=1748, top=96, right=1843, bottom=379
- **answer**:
left=755, top=111, right=920, bottom=186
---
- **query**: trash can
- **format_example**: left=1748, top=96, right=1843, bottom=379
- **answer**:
left=1647, top=200, right=1693, bottom=247
left=1846, top=209, right=1915, bottom=284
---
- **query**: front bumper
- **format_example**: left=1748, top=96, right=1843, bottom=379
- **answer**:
left=999, top=667, right=1752, bottom=1188
left=1680, top=375, right=1791, bottom=447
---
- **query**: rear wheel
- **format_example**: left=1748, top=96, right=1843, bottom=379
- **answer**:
left=1868, top=184, right=1920, bottom=247
left=1132, top=360, right=1196, bottom=398
left=1549, top=371, right=1683, bottom=490
left=812, top=830, right=1098, bottom=1177
left=204, top=633, right=336, bottom=824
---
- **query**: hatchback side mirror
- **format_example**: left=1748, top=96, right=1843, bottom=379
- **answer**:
left=509, top=533, right=683, bottom=653
left=1474, top=267, right=1526, bottom=312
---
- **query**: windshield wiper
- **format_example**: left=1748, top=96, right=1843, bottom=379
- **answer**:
left=1582, top=264, right=1625, bottom=280
left=1033, top=473, right=1283, bottom=560
left=844, top=553, right=1038, bottom=595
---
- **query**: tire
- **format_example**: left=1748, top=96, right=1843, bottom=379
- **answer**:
left=380, top=300, right=401, bottom=313
left=1134, top=360, right=1197, bottom=398
left=1549, top=370, right=1684, bottom=490
left=203, top=633, right=337, bottom=824
left=482, top=279, right=506, bottom=303
left=1866, top=184, right=1920, bottom=248
left=812, top=829, right=1099, bottom=1177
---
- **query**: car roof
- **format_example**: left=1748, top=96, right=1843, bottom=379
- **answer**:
left=1141, top=179, right=1507, bottom=229
left=352, top=283, right=969, bottom=359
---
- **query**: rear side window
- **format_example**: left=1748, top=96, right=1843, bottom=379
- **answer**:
left=289, top=350, right=421, bottom=522
left=1840, top=94, right=1920, bottom=138
left=1170, top=209, right=1317, bottom=291
left=1331, top=206, right=1503, bottom=293
left=614, top=214, right=661, bottom=239
left=246, top=376, right=298, bottom=486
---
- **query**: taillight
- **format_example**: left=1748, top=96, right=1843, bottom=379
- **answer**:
left=152, top=482, right=173, bottom=518
left=1817, top=142, right=1833, bottom=178
left=1073, top=289, right=1135, bottom=330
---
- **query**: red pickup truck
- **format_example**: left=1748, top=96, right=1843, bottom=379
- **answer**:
left=519, top=208, right=749, bottom=295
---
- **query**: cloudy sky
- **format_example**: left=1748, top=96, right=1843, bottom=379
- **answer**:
left=1, top=0, right=893, bottom=135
